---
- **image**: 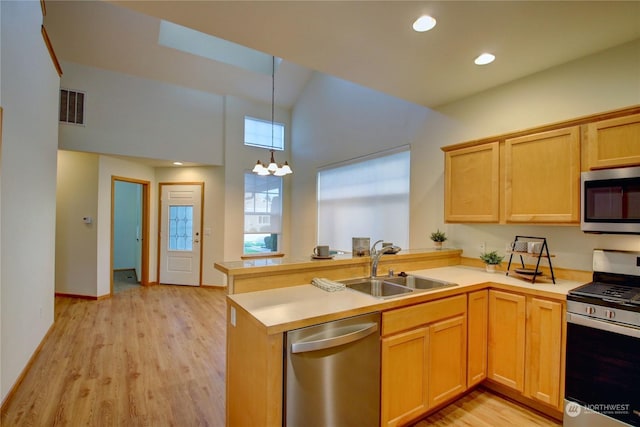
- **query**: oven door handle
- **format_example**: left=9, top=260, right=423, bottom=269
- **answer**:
left=567, top=312, right=640, bottom=339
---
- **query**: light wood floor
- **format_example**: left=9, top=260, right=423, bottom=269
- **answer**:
left=2, top=285, right=561, bottom=426
left=412, top=389, right=561, bottom=426
left=1, top=285, right=226, bottom=426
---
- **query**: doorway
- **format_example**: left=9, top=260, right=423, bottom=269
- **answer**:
left=111, top=176, right=150, bottom=294
left=158, top=183, right=203, bottom=286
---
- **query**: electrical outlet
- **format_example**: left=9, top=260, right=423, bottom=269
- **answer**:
left=230, top=307, right=237, bottom=327
left=479, top=242, right=486, bottom=253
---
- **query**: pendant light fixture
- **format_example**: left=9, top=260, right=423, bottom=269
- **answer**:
left=252, top=56, right=293, bottom=176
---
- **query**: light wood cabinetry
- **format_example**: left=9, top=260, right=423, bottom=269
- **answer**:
left=467, top=290, right=488, bottom=388
left=443, top=127, right=580, bottom=224
left=381, top=295, right=467, bottom=427
left=488, top=290, right=526, bottom=391
left=428, top=314, right=467, bottom=407
left=505, top=127, right=581, bottom=223
left=525, top=297, right=563, bottom=409
left=444, top=142, right=500, bottom=222
left=586, top=112, right=640, bottom=169
left=487, top=290, right=565, bottom=411
left=443, top=106, right=640, bottom=224
left=226, top=302, right=283, bottom=427
left=381, top=327, right=429, bottom=427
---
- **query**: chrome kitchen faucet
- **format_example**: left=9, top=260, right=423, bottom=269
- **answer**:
left=370, top=240, right=397, bottom=278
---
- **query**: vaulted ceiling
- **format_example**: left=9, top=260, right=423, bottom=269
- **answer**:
left=46, top=1, right=640, bottom=109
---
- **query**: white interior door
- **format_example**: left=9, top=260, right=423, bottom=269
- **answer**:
left=160, top=184, right=202, bottom=286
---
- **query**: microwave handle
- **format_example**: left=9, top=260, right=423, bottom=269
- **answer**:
left=568, top=313, right=640, bottom=339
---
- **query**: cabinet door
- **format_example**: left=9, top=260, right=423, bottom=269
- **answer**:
left=381, top=327, right=429, bottom=427
left=488, top=290, right=526, bottom=391
left=467, top=290, right=488, bottom=388
left=444, top=142, right=500, bottom=222
left=428, top=314, right=467, bottom=408
left=586, top=112, right=640, bottom=169
left=525, top=297, right=563, bottom=408
left=505, top=126, right=580, bottom=223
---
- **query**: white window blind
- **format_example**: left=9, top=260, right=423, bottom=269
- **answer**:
left=317, top=148, right=410, bottom=252
left=244, top=116, right=285, bottom=150
left=244, top=173, right=282, bottom=253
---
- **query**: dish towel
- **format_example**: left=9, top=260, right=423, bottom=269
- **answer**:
left=311, top=277, right=346, bottom=292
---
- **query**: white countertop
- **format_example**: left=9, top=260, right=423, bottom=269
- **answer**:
left=409, top=265, right=580, bottom=293
left=228, top=265, right=584, bottom=334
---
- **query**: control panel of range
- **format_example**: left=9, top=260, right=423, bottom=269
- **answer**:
left=567, top=300, right=640, bottom=328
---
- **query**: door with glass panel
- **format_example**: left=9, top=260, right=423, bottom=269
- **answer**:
left=159, top=184, right=203, bottom=286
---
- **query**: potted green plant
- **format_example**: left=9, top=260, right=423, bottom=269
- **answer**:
left=430, top=229, right=447, bottom=249
left=479, top=250, right=504, bottom=273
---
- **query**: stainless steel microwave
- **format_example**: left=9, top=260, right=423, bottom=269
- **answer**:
left=581, top=166, right=640, bottom=234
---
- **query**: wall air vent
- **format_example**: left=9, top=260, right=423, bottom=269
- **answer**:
left=59, top=88, right=85, bottom=125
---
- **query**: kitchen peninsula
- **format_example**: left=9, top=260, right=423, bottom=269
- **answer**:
left=217, top=250, right=584, bottom=426
left=215, top=248, right=464, bottom=294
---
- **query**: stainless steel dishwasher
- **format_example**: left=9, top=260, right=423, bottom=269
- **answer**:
left=285, top=312, right=381, bottom=427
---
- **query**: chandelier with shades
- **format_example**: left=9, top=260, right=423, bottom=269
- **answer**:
left=252, top=56, right=292, bottom=176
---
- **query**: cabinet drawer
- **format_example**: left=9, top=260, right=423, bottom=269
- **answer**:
left=382, top=294, right=466, bottom=336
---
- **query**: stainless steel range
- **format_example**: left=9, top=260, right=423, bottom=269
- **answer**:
left=565, top=249, right=640, bottom=427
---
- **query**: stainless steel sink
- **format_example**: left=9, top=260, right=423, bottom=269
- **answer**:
left=341, top=278, right=414, bottom=299
left=340, top=275, right=458, bottom=299
left=384, top=275, right=458, bottom=291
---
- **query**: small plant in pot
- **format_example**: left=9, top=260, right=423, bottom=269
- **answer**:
left=430, top=229, right=447, bottom=249
left=479, top=250, right=504, bottom=273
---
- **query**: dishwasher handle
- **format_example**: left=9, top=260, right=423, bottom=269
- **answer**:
left=291, top=322, right=378, bottom=354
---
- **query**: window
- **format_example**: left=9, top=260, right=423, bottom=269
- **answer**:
left=244, top=173, right=282, bottom=254
left=168, top=205, right=193, bottom=251
left=244, top=116, right=285, bottom=150
left=59, top=88, right=85, bottom=125
left=317, top=148, right=410, bottom=251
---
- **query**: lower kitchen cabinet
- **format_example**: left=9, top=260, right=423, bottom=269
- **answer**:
left=525, top=297, right=563, bottom=409
left=488, top=290, right=526, bottom=391
left=381, top=295, right=467, bottom=427
left=381, top=327, right=429, bottom=427
left=487, top=289, right=565, bottom=411
left=428, top=314, right=467, bottom=407
left=467, top=290, right=488, bottom=387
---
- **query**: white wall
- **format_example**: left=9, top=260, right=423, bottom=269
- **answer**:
left=155, top=166, right=226, bottom=285
left=56, top=150, right=99, bottom=296
left=1, top=1, right=60, bottom=401
left=59, top=61, right=225, bottom=165
left=292, top=39, right=640, bottom=272
left=423, top=38, right=640, bottom=270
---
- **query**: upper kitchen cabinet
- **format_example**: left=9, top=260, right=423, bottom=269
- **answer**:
left=504, top=126, right=581, bottom=224
left=585, top=112, right=640, bottom=170
left=444, top=142, right=500, bottom=223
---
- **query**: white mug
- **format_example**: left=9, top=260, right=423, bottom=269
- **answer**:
left=528, top=242, right=543, bottom=254
left=314, top=245, right=330, bottom=257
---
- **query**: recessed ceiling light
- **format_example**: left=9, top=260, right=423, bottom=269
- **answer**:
left=173, top=161, right=183, bottom=166
left=413, top=15, right=437, bottom=32
left=474, top=53, right=496, bottom=65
